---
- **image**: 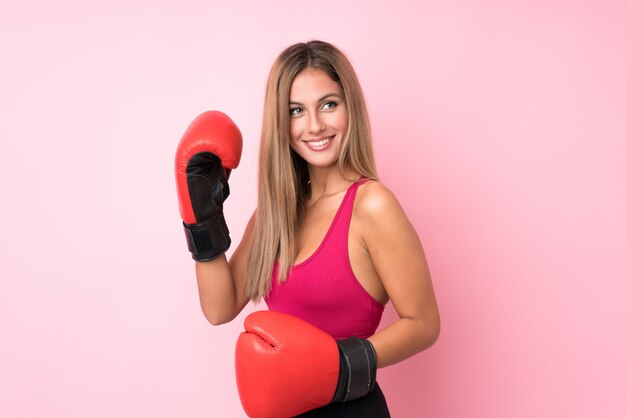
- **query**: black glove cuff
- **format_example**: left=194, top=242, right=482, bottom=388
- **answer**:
left=332, top=337, right=378, bottom=403
left=183, top=213, right=230, bottom=261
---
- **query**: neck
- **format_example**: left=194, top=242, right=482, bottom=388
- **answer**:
left=307, top=164, right=359, bottom=202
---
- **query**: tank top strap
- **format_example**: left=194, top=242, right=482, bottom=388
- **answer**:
left=309, top=176, right=372, bottom=261
left=332, top=176, right=371, bottom=244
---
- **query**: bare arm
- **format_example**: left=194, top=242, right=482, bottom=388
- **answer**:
left=358, top=183, right=440, bottom=368
left=196, top=211, right=256, bottom=325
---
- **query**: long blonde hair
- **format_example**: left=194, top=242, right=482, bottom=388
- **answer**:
left=246, top=40, right=378, bottom=301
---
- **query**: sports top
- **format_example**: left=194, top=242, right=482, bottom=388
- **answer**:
left=264, top=178, right=385, bottom=340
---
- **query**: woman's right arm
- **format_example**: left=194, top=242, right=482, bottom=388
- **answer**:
left=195, top=211, right=256, bottom=325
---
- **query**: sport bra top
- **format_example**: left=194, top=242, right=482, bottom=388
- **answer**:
left=264, top=178, right=385, bottom=339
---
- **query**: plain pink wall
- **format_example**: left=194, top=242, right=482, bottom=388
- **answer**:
left=1, top=1, right=625, bottom=417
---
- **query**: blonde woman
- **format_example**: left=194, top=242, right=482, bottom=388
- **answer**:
left=175, top=40, right=440, bottom=417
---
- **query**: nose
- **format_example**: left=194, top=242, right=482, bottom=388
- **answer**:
left=307, top=111, right=326, bottom=134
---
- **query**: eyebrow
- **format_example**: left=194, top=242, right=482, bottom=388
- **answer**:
left=289, top=93, right=343, bottom=105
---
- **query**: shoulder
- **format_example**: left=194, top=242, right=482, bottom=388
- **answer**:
left=353, top=179, right=419, bottom=256
left=354, top=180, right=404, bottom=221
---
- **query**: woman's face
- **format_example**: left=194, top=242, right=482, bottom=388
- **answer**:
left=288, top=68, right=348, bottom=169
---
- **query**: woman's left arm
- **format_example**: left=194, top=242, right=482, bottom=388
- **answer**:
left=358, top=182, right=440, bottom=368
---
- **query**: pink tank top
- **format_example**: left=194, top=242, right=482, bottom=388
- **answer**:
left=264, top=178, right=385, bottom=340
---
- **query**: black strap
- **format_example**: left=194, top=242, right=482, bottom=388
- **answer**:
left=183, top=213, right=230, bottom=261
left=333, top=337, right=377, bottom=403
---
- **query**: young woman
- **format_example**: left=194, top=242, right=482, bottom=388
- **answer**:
left=175, top=40, right=440, bottom=417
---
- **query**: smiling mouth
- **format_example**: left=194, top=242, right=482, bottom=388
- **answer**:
left=304, top=135, right=334, bottom=148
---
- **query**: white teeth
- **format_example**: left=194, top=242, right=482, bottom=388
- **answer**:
left=306, top=137, right=331, bottom=147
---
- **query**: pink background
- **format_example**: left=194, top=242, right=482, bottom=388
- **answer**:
left=1, top=1, right=625, bottom=417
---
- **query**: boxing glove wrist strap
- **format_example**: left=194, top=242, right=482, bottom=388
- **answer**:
left=183, top=214, right=231, bottom=261
left=332, top=337, right=377, bottom=403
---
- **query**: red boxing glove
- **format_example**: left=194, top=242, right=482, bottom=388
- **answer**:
left=174, top=111, right=243, bottom=261
left=235, top=311, right=377, bottom=418
left=236, top=311, right=339, bottom=418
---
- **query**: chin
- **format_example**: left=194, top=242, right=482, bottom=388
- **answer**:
left=303, top=155, right=340, bottom=168
left=295, top=148, right=341, bottom=168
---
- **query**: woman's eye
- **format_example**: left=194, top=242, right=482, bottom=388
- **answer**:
left=321, top=101, right=337, bottom=110
left=289, top=107, right=302, bottom=116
